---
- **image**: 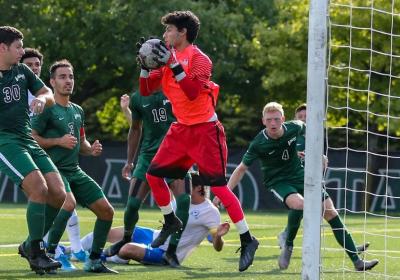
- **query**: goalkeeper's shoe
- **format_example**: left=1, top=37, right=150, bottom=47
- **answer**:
left=238, top=236, right=259, bottom=272
left=354, top=259, right=379, bottom=271
left=278, top=245, right=293, bottom=270
left=356, top=242, right=370, bottom=254
left=151, top=217, right=183, bottom=248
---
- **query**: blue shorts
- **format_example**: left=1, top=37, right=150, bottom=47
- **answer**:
left=132, top=226, right=165, bottom=265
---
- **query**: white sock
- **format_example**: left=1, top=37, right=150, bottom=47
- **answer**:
left=160, top=204, right=173, bottom=215
left=80, top=232, right=94, bottom=252
left=66, top=210, right=83, bottom=253
left=106, top=255, right=129, bottom=264
left=235, top=219, right=249, bottom=235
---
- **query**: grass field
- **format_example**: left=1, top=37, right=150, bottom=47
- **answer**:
left=0, top=203, right=399, bottom=280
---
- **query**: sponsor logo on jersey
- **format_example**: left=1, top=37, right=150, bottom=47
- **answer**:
left=190, top=209, right=200, bottom=219
left=143, top=104, right=150, bottom=108
left=15, top=74, right=25, bottom=82
left=288, top=136, right=296, bottom=146
left=268, top=150, right=275, bottom=155
left=181, top=59, right=189, bottom=66
left=74, top=114, right=81, bottom=119
left=163, top=99, right=170, bottom=106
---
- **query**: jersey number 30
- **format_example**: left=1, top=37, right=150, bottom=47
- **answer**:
left=3, top=85, right=21, bottom=103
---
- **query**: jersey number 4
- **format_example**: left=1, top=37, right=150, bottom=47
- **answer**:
left=3, top=85, right=21, bottom=103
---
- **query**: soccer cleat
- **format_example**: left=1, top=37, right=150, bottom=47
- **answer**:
left=56, top=253, right=76, bottom=271
left=278, top=245, right=293, bottom=270
left=70, top=249, right=88, bottom=262
left=277, top=229, right=288, bottom=249
left=356, top=242, right=370, bottom=254
left=28, top=251, right=61, bottom=274
left=151, top=217, right=183, bottom=248
left=103, top=239, right=129, bottom=257
left=18, top=242, right=29, bottom=260
left=238, top=236, right=259, bottom=272
left=84, top=258, right=119, bottom=273
left=162, top=252, right=180, bottom=268
left=354, top=259, right=379, bottom=271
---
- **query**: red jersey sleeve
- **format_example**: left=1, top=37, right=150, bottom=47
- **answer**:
left=139, top=68, right=163, bottom=96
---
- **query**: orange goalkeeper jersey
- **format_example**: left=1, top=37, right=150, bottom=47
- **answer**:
left=140, top=44, right=219, bottom=125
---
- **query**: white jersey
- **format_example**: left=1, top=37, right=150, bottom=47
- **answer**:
left=157, top=199, right=220, bottom=263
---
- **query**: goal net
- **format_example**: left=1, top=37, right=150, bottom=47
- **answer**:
left=323, top=0, right=400, bottom=278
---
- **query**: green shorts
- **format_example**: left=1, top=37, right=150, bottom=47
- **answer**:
left=0, top=141, right=58, bottom=186
left=60, top=168, right=105, bottom=207
left=132, top=152, right=175, bottom=184
left=270, top=180, right=329, bottom=208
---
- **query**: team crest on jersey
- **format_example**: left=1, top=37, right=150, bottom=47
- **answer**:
left=181, top=59, right=189, bottom=66
left=288, top=136, right=296, bottom=146
left=15, top=74, right=25, bottom=82
left=190, top=209, right=200, bottom=219
left=163, top=99, right=170, bottom=105
left=74, top=114, right=81, bottom=120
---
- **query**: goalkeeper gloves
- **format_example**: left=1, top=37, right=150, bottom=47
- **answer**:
left=152, top=41, right=171, bottom=66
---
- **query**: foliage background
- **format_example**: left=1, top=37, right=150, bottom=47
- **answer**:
left=1, top=0, right=399, bottom=149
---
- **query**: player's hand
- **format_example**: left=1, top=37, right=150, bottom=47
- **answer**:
left=122, top=163, right=134, bottom=181
left=213, top=196, right=222, bottom=208
left=136, top=37, right=149, bottom=71
left=91, top=140, right=102, bottom=156
left=152, top=41, right=172, bottom=66
left=30, top=96, right=46, bottom=115
left=58, top=134, right=78, bottom=149
left=216, top=222, right=230, bottom=237
left=120, top=94, right=130, bottom=111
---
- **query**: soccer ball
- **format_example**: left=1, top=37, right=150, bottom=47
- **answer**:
left=138, top=38, right=168, bottom=70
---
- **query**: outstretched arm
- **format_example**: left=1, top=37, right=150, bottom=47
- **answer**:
left=210, top=222, right=230, bottom=252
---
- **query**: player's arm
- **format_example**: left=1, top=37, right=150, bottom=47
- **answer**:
left=120, top=94, right=132, bottom=126
left=168, top=51, right=211, bottom=101
left=32, top=129, right=78, bottom=150
left=79, top=129, right=102, bottom=156
left=122, top=119, right=143, bottom=180
left=30, top=86, right=55, bottom=114
left=227, top=162, right=249, bottom=191
left=139, top=69, right=162, bottom=96
left=209, top=222, right=230, bottom=252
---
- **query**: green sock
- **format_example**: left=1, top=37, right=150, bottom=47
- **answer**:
left=47, top=209, right=72, bottom=253
left=168, top=193, right=191, bottom=253
left=328, top=215, right=359, bottom=263
left=91, top=219, right=112, bottom=255
left=123, top=197, right=142, bottom=240
left=43, top=204, right=60, bottom=236
left=286, top=210, right=303, bottom=247
left=26, top=201, right=46, bottom=241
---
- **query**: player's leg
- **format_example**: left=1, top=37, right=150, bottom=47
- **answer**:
left=272, top=186, right=304, bottom=270
left=70, top=169, right=117, bottom=273
left=0, top=143, right=61, bottom=273
left=45, top=174, right=76, bottom=271
left=164, top=177, right=191, bottom=267
left=146, top=123, right=193, bottom=248
left=66, top=210, right=86, bottom=261
left=323, top=197, right=379, bottom=271
left=194, top=121, right=258, bottom=272
left=103, top=175, right=150, bottom=256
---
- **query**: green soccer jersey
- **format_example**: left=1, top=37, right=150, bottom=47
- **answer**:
left=0, top=63, right=44, bottom=144
left=31, top=102, right=84, bottom=173
left=129, top=91, right=175, bottom=154
left=296, top=133, right=305, bottom=152
left=242, top=120, right=306, bottom=188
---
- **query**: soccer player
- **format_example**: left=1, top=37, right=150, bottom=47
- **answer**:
left=31, top=59, right=117, bottom=273
left=138, top=10, right=258, bottom=272
left=77, top=173, right=229, bottom=266
left=0, top=26, right=65, bottom=273
left=104, top=91, right=191, bottom=268
left=20, top=49, right=86, bottom=262
left=226, top=101, right=379, bottom=271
